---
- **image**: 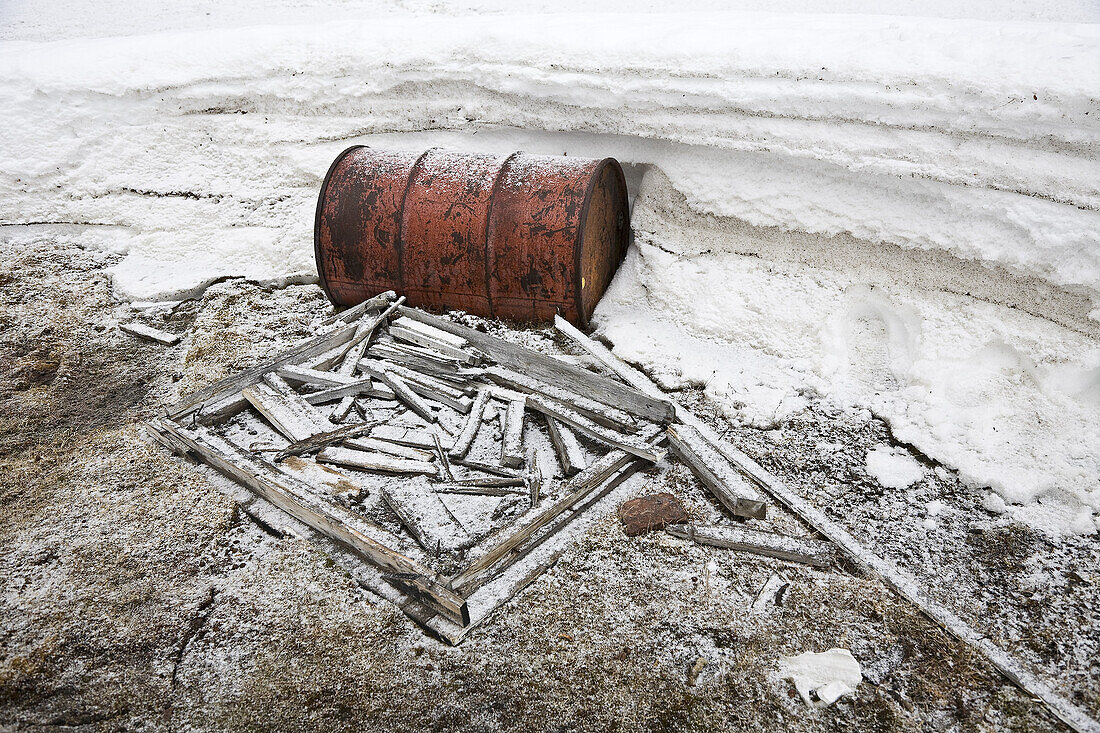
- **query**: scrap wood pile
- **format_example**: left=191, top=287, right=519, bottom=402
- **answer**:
left=147, top=291, right=834, bottom=643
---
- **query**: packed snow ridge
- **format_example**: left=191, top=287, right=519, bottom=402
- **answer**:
left=0, top=6, right=1097, bottom=534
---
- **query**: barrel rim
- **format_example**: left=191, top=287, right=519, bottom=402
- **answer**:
left=573, top=157, right=629, bottom=328
left=314, top=144, right=368, bottom=305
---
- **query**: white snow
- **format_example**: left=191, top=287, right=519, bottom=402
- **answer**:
left=865, top=447, right=926, bottom=490
left=1, top=1, right=1098, bottom=534
left=781, top=648, right=863, bottom=706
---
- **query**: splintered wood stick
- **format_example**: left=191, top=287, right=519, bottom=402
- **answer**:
left=328, top=298, right=404, bottom=420
left=454, top=475, right=525, bottom=489
left=666, top=424, right=767, bottom=520
left=448, top=389, right=490, bottom=459
left=316, top=446, right=436, bottom=475
left=525, top=396, right=665, bottom=464
left=450, top=457, right=523, bottom=479
left=501, top=397, right=526, bottom=469
left=665, top=524, right=835, bottom=568
left=545, top=416, right=586, bottom=476
left=120, top=322, right=182, bottom=345
left=332, top=295, right=406, bottom=362
left=269, top=419, right=385, bottom=460
left=432, top=484, right=526, bottom=497
left=150, top=419, right=468, bottom=627
left=482, top=365, right=638, bottom=433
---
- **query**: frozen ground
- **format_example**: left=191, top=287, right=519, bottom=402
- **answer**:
left=1, top=1, right=1098, bottom=730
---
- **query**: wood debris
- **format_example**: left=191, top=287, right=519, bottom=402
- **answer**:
left=149, top=290, right=789, bottom=646
left=120, top=321, right=182, bottom=345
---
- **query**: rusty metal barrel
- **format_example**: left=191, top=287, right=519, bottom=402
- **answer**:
left=314, top=147, right=630, bottom=327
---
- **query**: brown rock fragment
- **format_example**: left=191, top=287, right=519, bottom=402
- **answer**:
left=618, top=492, right=689, bottom=537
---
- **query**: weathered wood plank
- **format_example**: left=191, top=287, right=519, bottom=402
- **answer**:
left=120, top=322, right=182, bottom=345
left=360, top=360, right=473, bottom=413
left=381, top=478, right=471, bottom=552
left=451, top=457, right=523, bottom=479
left=367, top=368, right=437, bottom=423
left=371, top=424, right=444, bottom=451
left=501, top=397, right=526, bottom=469
left=316, top=446, right=437, bottom=475
left=242, top=383, right=330, bottom=442
left=150, top=419, right=468, bottom=626
left=482, top=365, right=638, bottom=433
left=666, top=524, right=835, bottom=567
left=344, top=437, right=435, bottom=462
left=396, top=306, right=675, bottom=424
left=525, top=396, right=665, bottom=464
left=432, top=484, right=526, bottom=497
left=302, top=378, right=395, bottom=405
left=545, top=416, right=586, bottom=476
left=666, top=424, right=767, bottom=520
left=388, top=324, right=482, bottom=365
left=390, top=316, right=468, bottom=349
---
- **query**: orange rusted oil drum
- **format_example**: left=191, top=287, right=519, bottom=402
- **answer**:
left=314, top=146, right=629, bottom=326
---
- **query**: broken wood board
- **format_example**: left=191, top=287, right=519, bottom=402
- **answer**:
left=149, top=419, right=468, bottom=627
left=344, top=437, right=435, bottom=462
left=366, top=367, right=437, bottom=423
left=242, top=382, right=333, bottom=442
left=545, top=416, right=586, bottom=476
left=526, top=396, right=665, bottom=464
left=120, top=321, right=182, bottom=345
left=302, top=378, right=395, bottom=404
left=483, top=365, right=638, bottom=433
left=396, top=306, right=675, bottom=424
left=448, top=390, right=490, bottom=460
left=381, top=478, right=471, bottom=553
left=388, top=324, right=481, bottom=365
left=666, top=524, right=835, bottom=568
left=316, top=446, right=437, bottom=476
left=666, top=424, right=767, bottom=520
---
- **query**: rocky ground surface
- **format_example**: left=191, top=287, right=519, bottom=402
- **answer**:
left=0, top=226, right=1086, bottom=732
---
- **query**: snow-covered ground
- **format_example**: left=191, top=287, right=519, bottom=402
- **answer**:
left=1, top=2, right=1097, bottom=535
